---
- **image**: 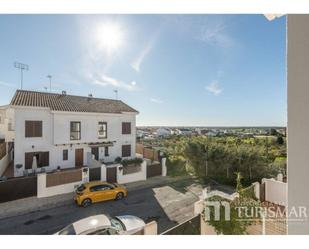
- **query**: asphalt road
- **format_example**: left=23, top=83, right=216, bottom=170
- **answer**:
left=0, top=187, right=179, bottom=235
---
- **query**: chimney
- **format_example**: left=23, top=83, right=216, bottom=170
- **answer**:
left=62, top=91, right=66, bottom=95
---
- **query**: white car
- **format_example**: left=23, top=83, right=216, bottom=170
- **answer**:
left=55, top=214, right=146, bottom=235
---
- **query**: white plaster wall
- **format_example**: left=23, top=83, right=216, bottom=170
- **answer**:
left=14, top=107, right=53, bottom=176
left=101, top=164, right=107, bottom=181
left=161, top=157, right=167, bottom=176
left=265, top=179, right=287, bottom=206
left=53, top=111, right=136, bottom=161
left=0, top=107, right=15, bottom=142
left=37, top=169, right=89, bottom=198
left=0, top=153, right=10, bottom=176
left=116, top=160, right=147, bottom=184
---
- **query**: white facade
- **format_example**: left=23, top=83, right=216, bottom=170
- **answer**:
left=0, top=105, right=137, bottom=177
left=175, top=128, right=192, bottom=136
left=156, top=128, right=172, bottom=137
left=0, top=106, right=15, bottom=142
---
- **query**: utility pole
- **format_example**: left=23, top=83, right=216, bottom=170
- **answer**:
left=114, top=89, right=118, bottom=100
left=205, top=138, right=209, bottom=177
left=14, top=62, right=29, bottom=90
left=47, top=75, right=52, bottom=92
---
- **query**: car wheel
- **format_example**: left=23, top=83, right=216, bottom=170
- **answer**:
left=115, top=192, right=124, bottom=200
left=81, top=198, right=92, bottom=207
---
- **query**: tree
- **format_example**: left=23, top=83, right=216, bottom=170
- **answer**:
left=277, top=136, right=284, bottom=145
left=270, top=128, right=278, bottom=136
left=235, top=172, right=243, bottom=193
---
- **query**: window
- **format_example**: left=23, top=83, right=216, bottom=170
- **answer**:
left=25, top=151, right=49, bottom=169
left=86, top=228, right=119, bottom=235
left=58, top=225, right=76, bottom=235
left=122, top=144, right=131, bottom=157
left=63, top=149, right=68, bottom=161
left=98, top=122, right=107, bottom=139
left=122, top=122, right=131, bottom=135
left=70, top=121, right=81, bottom=140
left=25, top=121, right=42, bottom=137
left=104, top=146, right=109, bottom=157
left=90, top=184, right=113, bottom=192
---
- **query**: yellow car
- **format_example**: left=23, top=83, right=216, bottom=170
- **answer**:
left=74, top=181, right=128, bottom=207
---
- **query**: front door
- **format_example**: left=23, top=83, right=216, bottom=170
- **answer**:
left=91, top=147, right=99, bottom=161
left=75, top=148, right=84, bottom=167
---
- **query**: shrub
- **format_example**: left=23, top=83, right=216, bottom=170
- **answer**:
left=121, top=158, right=143, bottom=167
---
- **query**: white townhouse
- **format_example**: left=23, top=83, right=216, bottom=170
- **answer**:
left=0, top=90, right=138, bottom=177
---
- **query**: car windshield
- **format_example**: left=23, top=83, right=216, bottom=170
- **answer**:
left=58, top=224, right=76, bottom=235
left=77, top=184, right=86, bottom=192
left=110, top=217, right=125, bottom=231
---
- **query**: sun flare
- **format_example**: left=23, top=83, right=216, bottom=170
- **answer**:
left=95, top=22, right=124, bottom=52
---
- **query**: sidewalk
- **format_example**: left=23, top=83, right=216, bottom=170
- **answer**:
left=0, top=176, right=191, bottom=220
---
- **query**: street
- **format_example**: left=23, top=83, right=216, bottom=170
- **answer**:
left=0, top=181, right=201, bottom=235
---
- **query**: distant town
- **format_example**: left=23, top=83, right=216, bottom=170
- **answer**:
left=137, top=126, right=286, bottom=140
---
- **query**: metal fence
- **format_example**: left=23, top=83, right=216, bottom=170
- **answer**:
left=0, top=175, right=37, bottom=203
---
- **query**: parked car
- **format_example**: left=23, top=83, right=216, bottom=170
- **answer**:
left=74, top=181, right=127, bottom=207
left=55, top=214, right=145, bottom=235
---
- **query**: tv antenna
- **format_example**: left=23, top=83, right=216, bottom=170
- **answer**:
left=114, top=89, right=118, bottom=100
left=47, top=75, right=52, bottom=92
left=14, top=62, right=29, bottom=90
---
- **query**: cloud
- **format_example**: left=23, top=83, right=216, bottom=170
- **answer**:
left=205, top=81, right=223, bottom=96
left=197, top=23, right=233, bottom=48
left=90, top=73, right=138, bottom=91
left=150, top=98, right=164, bottom=104
left=131, top=41, right=154, bottom=73
left=164, top=16, right=233, bottom=48
left=131, top=30, right=161, bottom=73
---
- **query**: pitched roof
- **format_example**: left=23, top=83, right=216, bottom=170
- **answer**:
left=10, top=90, right=138, bottom=114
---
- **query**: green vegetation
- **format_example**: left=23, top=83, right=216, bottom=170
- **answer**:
left=141, top=135, right=286, bottom=186
left=206, top=173, right=261, bottom=235
left=120, top=158, right=143, bottom=167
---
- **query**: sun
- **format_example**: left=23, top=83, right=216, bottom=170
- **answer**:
left=95, top=22, right=124, bottom=53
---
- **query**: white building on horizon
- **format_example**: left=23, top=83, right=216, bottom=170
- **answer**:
left=156, top=127, right=172, bottom=137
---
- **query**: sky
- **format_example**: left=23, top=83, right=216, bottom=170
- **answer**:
left=0, top=15, right=286, bottom=126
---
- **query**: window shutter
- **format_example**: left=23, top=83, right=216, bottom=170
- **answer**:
left=122, top=145, right=131, bottom=157
left=122, top=123, right=125, bottom=134
left=35, top=121, right=42, bottom=137
left=127, top=123, right=131, bottom=134
left=63, top=150, right=68, bottom=161
left=41, top=152, right=49, bottom=167
left=25, top=121, right=32, bottom=137
left=122, top=122, right=131, bottom=134
left=25, top=121, right=42, bottom=137
left=25, top=152, right=34, bottom=169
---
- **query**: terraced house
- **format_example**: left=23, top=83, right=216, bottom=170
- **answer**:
left=0, top=90, right=138, bottom=177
